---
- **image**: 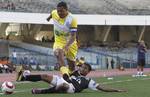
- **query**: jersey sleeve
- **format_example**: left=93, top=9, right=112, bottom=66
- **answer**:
left=88, top=79, right=99, bottom=90
left=70, top=18, right=77, bottom=33
left=51, top=10, right=57, bottom=19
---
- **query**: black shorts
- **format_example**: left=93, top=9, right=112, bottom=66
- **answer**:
left=138, top=59, right=145, bottom=66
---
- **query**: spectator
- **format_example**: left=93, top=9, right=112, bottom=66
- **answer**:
left=11, top=2, right=15, bottom=10
left=0, top=57, right=14, bottom=73
left=3, top=64, right=9, bottom=73
left=111, top=58, right=115, bottom=69
left=12, top=49, right=17, bottom=65
left=106, top=57, right=109, bottom=69
left=42, top=36, right=46, bottom=42
left=137, top=40, right=147, bottom=76
left=0, top=63, right=3, bottom=73
left=29, top=57, right=34, bottom=65
left=24, top=56, right=28, bottom=65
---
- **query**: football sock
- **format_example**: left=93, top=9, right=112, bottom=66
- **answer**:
left=140, top=72, right=143, bottom=75
left=60, top=66, right=69, bottom=75
left=137, top=72, right=140, bottom=75
left=40, top=86, right=57, bottom=93
left=25, top=75, right=42, bottom=82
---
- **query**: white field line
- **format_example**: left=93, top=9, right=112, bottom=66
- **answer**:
left=0, top=89, right=30, bottom=95
left=102, top=77, right=150, bottom=84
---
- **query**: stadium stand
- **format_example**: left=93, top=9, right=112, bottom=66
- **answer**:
left=0, top=0, right=150, bottom=14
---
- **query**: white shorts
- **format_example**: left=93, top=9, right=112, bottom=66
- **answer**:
left=51, top=75, right=75, bottom=93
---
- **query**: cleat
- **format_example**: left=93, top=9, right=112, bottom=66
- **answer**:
left=32, top=88, right=41, bottom=94
left=141, top=74, right=147, bottom=77
left=16, top=71, right=24, bottom=81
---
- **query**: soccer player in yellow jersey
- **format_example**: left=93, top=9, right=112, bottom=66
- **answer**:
left=47, top=1, right=78, bottom=75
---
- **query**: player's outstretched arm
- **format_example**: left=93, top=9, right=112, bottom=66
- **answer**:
left=96, top=84, right=126, bottom=92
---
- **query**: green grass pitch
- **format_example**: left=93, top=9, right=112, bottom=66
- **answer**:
left=1, top=75, right=150, bottom=97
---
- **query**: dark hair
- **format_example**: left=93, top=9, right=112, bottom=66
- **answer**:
left=57, top=1, right=68, bottom=10
left=84, top=63, right=92, bottom=71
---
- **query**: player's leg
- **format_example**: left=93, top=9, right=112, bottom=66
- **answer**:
left=60, top=49, right=76, bottom=80
left=32, top=86, right=56, bottom=94
left=32, top=83, right=70, bottom=94
left=137, top=59, right=141, bottom=75
left=16, top=70, right=23, bottom=81
left=24, top=74, right=53, bottom=83
left=24, top=74, right=68, bottom=89
left=66, top=58, right=75, bottom=73
left=25, top=74, right=70, bottom=93
left=140, top=65, right=144, bottom=75
left=53, top=42, right=69, bottom=76
left=51, top=75, right=75, bottom=93
left=32, top=75, right=74, bottom=94
left=53, top=42, right=66, bottom=67
left=53, top=43, right=70, bottom=75
left=65, top=43, right=78, bottom=73
left=16, top=65, right=24, bottom=81
left=31, top=75, right=60, bottom=94
left=16, top=65, right=31, bottom=81
left=53, top=42, right=77, bottom=76
left=140, top=59, right=145, bottom=75
left=137, top=65, right=140, bottom=75
left=54, top=49, right=66, bottom=67
left=54, top=48, right=70, bottom=76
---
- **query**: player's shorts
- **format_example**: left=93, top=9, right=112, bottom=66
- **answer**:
left=51, top=75, right=75, bottom=93
left=53, top=41, right=78, bottom=61
left=138, top=59, right=145, bottom=66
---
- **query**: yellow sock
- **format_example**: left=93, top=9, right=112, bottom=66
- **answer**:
left=60, top=66, right=69, bottom=75
left=18, top=71, right=23, bottom=81
left=68, top=69, right=73, bottom=74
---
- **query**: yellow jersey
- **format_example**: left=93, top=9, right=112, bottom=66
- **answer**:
left=51, top=10, right=77, bottom=44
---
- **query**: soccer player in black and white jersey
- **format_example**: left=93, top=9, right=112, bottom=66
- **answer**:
left=22, top=62, right=125, bottom=94
left=62, top=63, right=126, bottom=93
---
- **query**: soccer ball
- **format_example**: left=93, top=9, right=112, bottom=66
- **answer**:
left=1, top=81, right=15, bottom=94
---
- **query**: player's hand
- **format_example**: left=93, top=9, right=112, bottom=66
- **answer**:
left=46, top=16, right=51, bottom=22
left=117, top=89, right=126, bottom=92
left=46, top=18, right=50, bottom=22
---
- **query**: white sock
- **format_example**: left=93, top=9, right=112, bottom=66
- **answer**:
left=140, top=72, right=143, bottom=75
left=137, top=72, right=140, bottom=75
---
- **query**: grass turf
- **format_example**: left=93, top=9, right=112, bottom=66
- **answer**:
left=1, top=75, right=150, bottom=97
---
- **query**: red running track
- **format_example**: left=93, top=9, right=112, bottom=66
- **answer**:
left=0, top=68, right=150, bottom=82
